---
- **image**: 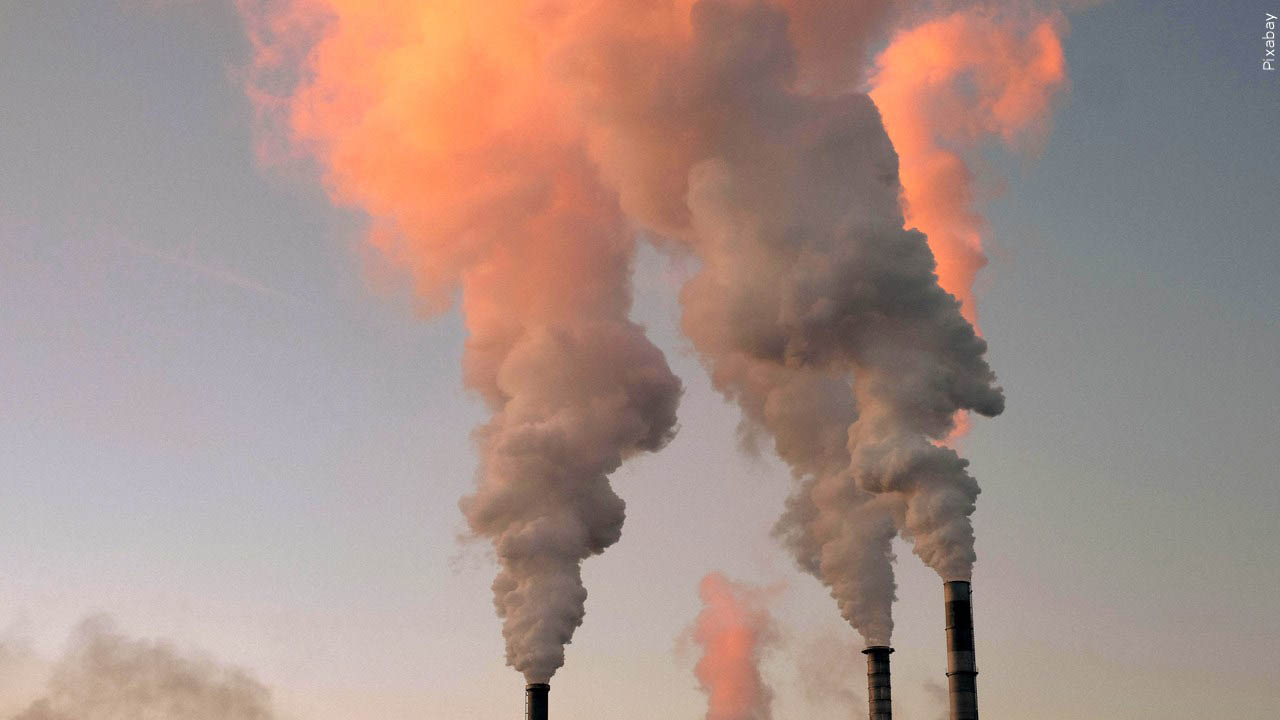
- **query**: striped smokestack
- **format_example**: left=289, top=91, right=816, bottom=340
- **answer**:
left=944, top=581, right=978, bottom=720
left=525, top=683, right=549, bottom=720
left=862, top=645, right=894, bottom=720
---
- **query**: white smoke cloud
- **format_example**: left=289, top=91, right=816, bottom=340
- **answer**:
left=237, top=1, right=684, bottom=684
left=565, top=0, right=1004, bottom=642
left=238, top=0, right=1010, bottom=674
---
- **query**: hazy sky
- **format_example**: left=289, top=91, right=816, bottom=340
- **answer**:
left=1, top=1, right=1277, bottom=719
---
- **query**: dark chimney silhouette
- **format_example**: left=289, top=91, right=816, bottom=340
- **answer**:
left=525, top=683, right=549, bottom=720
left=944, top=581, right=978, bottom=719
left=862, top=645, right=894, bottom=719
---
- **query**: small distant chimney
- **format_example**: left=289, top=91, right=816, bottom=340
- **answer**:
left=944, top=581, right=978, bottom=720
left=525, top=683, right=549, bottom=720
left=862, top=645, right=894, bottom=720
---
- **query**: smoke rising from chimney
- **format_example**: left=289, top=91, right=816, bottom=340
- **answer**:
left=238, top=0, right=682, bottom=683
left=563, top=0, right=1002, bottom=619
left=577, top=0, right=1071, bottom=591
left=237, top=0, right=1066, bottom=680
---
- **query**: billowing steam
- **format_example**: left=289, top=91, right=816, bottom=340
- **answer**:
left=237, top=0, right=1064, bottom=672
left=691, top=573, right=777, bottom=720
left=12, top=616, right=275, bottom=720
left=871, top=8, right=1067, bottom=447
left=568, top=0, right=1069, bottom=638
left=563, top=0, right=1004, bottom=636
left=871, top=8, right=1068, bottom=325
left=238, top=1, right=682, bottom=683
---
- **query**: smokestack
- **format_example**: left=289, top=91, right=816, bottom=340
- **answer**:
left=862, top=645, right=894, bottom=720
left=944, top=581, right=978, bottom=720
left=525, top=683, right=549, bottom=720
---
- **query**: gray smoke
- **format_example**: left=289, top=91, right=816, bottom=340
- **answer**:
left=564, top=0, right=1004, bottom=642
left=237, top=1, right=685, bottom=684
left=238, top=0, right=1001, bottom=677
left=11, top=616, right=276, bottom=720
left=461, top=313, right=682, bottom=682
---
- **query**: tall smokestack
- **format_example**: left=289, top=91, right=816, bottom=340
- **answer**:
left=525, top=683, right=549, bottom=720
left=944, top=581, right=978, bottom=720
left=862, top=645, right=894, bottom=720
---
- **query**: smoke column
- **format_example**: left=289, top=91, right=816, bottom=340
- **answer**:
left=238, top=0, right=682, bottom=683
left=563, top=1, right=1003, bottom=640
left=691, top=573, right=777, bottom=720
left=237, top=0, right=1065, bottom=680
left=871, top=8, right=1068, bottom=325
left=569, top=0, right=1068, bottom=610
left=13, top=616, right=276, bottom=720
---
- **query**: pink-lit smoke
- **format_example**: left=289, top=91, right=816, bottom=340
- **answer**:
left=238, top=0, right=682, bottom=683
left=566, top=0, right=1005, bottom=643
left=872, top=8, right=1068, bottom=325
left=237, top=0, right=1066, bottom=675
left=692, top=573, right=778, bottom=720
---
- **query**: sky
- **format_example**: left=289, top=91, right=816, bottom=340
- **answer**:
left=0, top=1, right=1278, bottom=719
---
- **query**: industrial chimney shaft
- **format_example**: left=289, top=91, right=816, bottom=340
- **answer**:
left=525, top=682, right=549, bottom=720
left=862, top=645, right=894, bottom=720
left=944, top=581, right=978, bottom=720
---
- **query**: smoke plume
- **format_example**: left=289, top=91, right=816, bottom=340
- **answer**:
left=567, top=0, right=1068, bottom=627
left=238, top=0, right=1063, bottom=669
left=238, top=0, right=682, bottom=683
left=691, top=573, right=778, bottom=720
left=12, top=616, right=275, bottom=720
left=871, top=8, right=1068, bottom=324
left=562, top=0, right=1003, bottom=636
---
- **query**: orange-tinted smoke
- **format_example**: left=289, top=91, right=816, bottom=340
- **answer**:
left=692, top=573, right=777, bottom=720
left=238, top=0, right=683, bottom=682
left=870, top=9, right=1067, bottom=326
left=240, top=0, right=584, bottom=312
